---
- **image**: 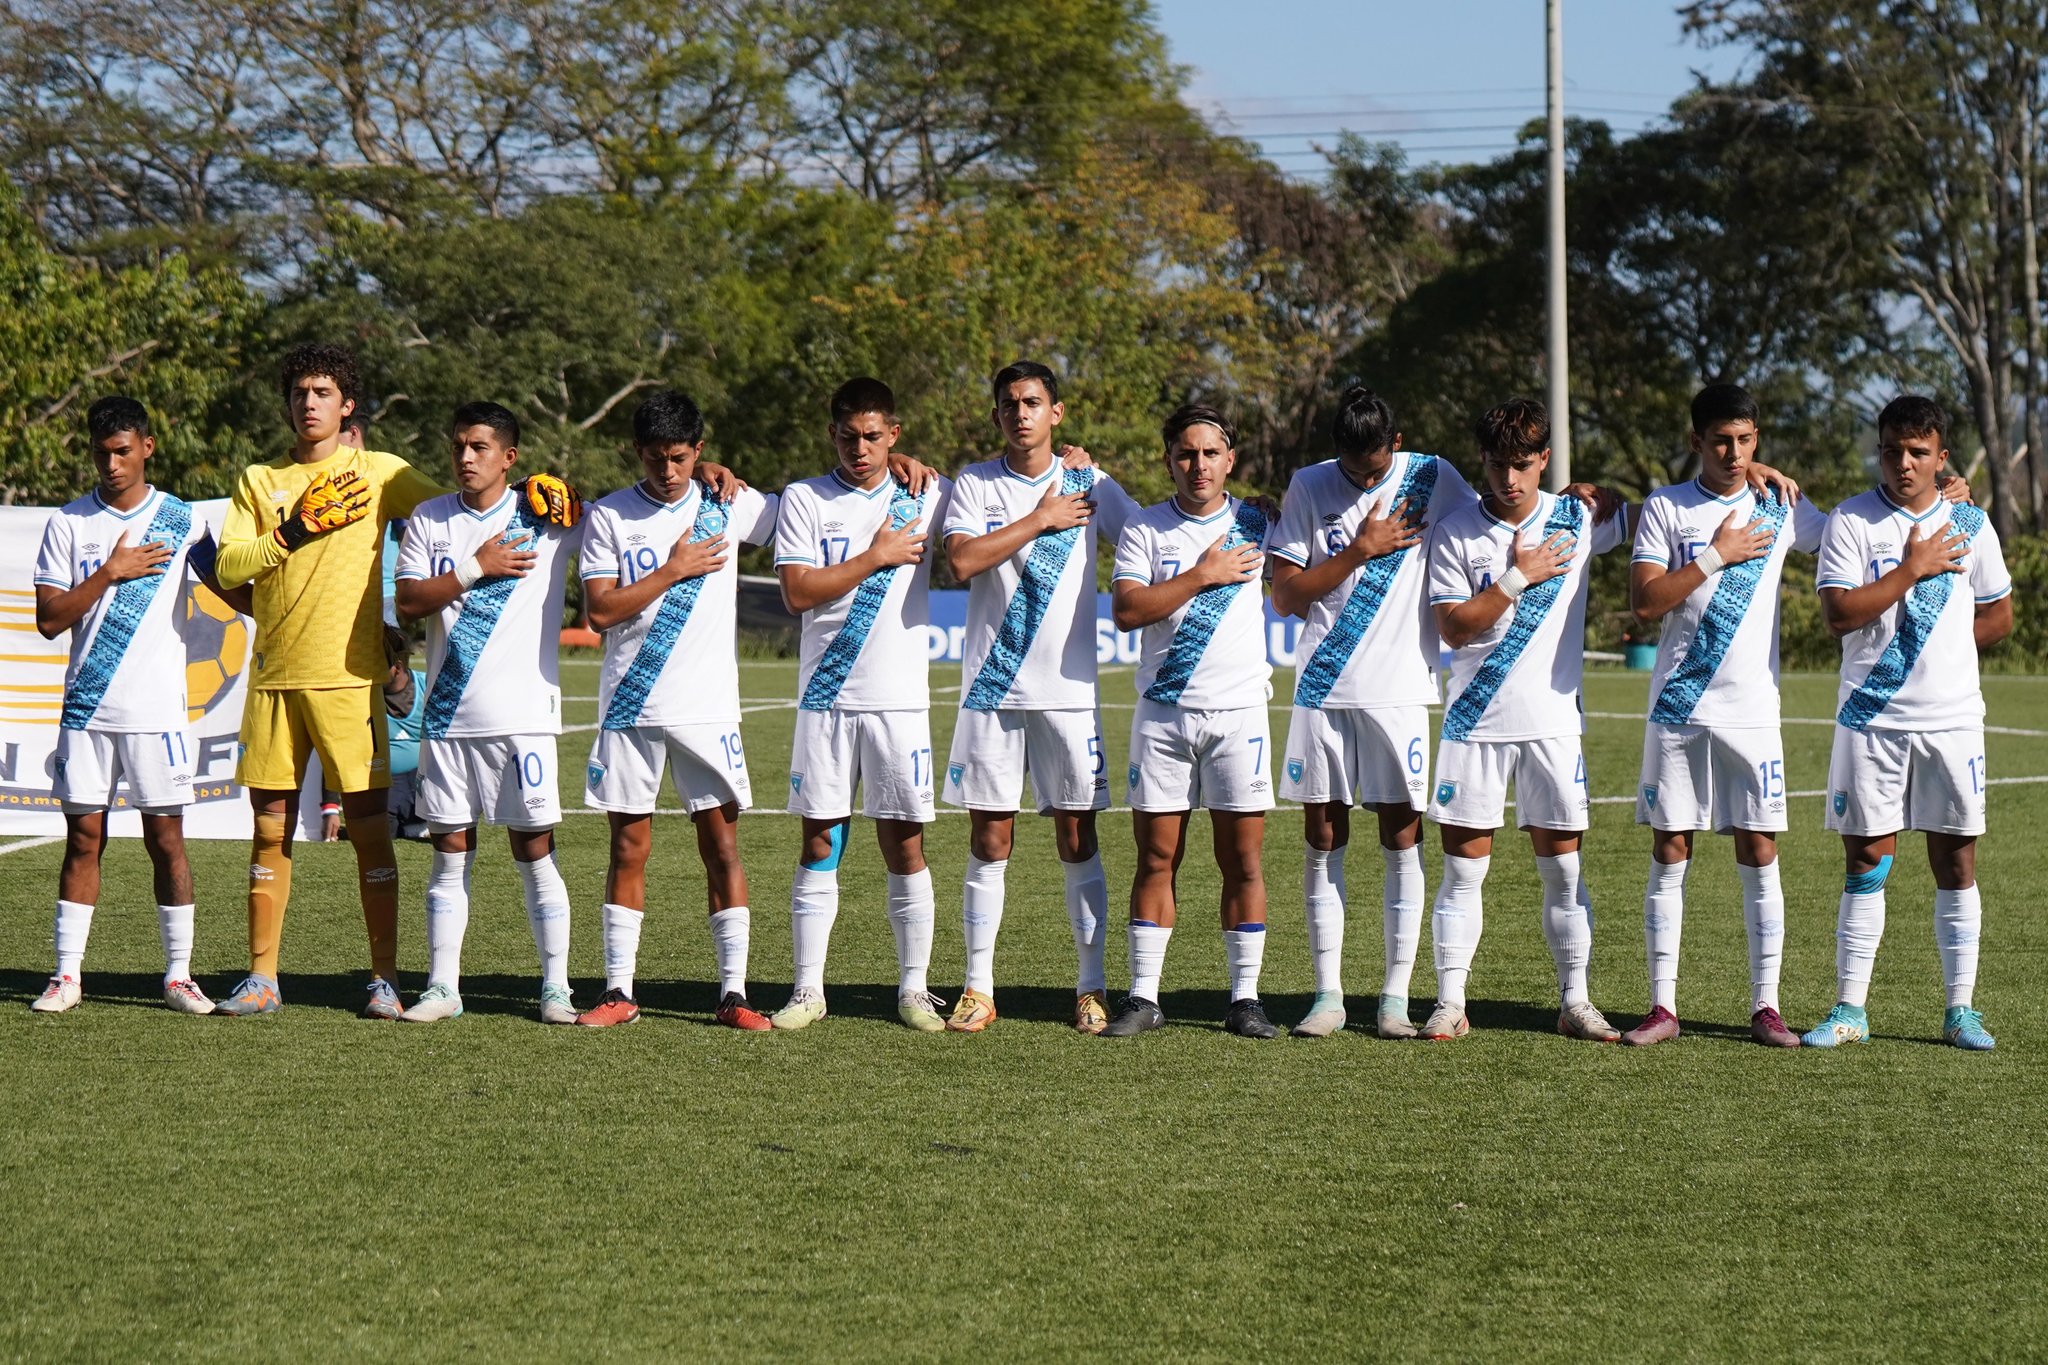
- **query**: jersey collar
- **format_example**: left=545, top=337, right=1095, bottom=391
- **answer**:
left=456, top=488, right=515, bottom=520
left=632, top=480, right=698, bottom=513
left=1692, top=476, right=1751, bottom=505
left=1000, top=453, right=1057, bottom=486
left=1877, top=486, right=1944, bottom=522
left=1481, top=490, right=1545, bottom=532
left=1339, top=452, right=1402, bottom=496
left=830, top=468, right=892, bottom=499
left=92, top=486, right=159, bottom=521
left=1170, top=494, right=1232, bottom=524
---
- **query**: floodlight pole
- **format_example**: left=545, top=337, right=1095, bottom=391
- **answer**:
left=1545, top=0, right=1571, bottom=490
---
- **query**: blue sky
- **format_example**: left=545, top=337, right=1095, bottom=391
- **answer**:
left=1154, top=0, right=1750, bottom=174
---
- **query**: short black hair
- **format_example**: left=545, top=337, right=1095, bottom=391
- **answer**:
left=86, top=395, right=150, bottom=444
left=1162, top=402, right=1235, bottom=451
left=1691, top=383, right=1759, bottom=434
left=1332, top=385, right=1396, bottom=459
left=451, top=400, right=520, bottom=447
left=831, top=377, right=897, bottom=425
left=1476, top=397, right=1550, bottom=461
left=279, top=341, right=363, bottom=411
left=1878, top=394, right=1948, bottom=446
left=993, top=361, right=1059, bottom=405
left=633, top=389, right=705, bottom=447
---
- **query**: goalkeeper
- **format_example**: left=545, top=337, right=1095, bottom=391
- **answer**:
left=211, top=343, right=584, bottom=1017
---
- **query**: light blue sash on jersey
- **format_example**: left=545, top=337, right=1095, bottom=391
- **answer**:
left=1293, top=456, right=1441, bottom=709
left=1649, top=491, right=1791, bottom=726
left=1142, top=501, right=1270, bottom=706
left=601, top=495, right=730, bottom=731
left=963, top=466, right=1097, bottom=712
left=1440, top=495, right=1584, bottom=743
left=61, top=496, right=192, bottom=731
left=1837, top=501, right=1986, bottom=731
left=798, top=483, right=924, bottom=713
left=424, top=499, right=546, bottom=739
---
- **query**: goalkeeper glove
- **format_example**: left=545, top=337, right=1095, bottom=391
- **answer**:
left=275, top=469, right=372, bottom=550
left=519, top=473, right=582, bottom=528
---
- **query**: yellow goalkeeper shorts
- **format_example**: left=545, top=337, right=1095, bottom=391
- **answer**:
left=238, top=685, right=390, bottom=793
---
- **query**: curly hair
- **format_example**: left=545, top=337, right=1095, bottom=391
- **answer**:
left=279, top=342, right=363, bottom=412
left=1475, top=397, right=1549, bottom=462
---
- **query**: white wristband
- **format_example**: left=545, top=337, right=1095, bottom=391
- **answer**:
left=1693, top=545, right=1726, bottom=576
left=1496, top=565, right=1530, bottom=602
left=454, top=555, right=483, bottom=590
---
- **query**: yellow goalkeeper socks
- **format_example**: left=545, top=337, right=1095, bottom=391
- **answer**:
left=248, top=811, right=292, bottom=979
left=349, top=817, right=400, bottom=981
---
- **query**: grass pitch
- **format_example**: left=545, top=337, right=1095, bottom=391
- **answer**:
left=4, top=660, right=2047, bottom=1361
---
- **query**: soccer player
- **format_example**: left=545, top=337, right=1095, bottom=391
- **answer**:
left=1422, top=397, right=1631, bottom=1043
left=29, top=396, right=216, bottom=1014
left=770, top=377, right=953, bottom=1031
left=391, top=402, right=583, bottom=1025
left=940, top=361, right=1139, bottom=1034
left=1806, top=395, right=2011, bottom=1051
left=1103, top=403, right=1279, bottom=1039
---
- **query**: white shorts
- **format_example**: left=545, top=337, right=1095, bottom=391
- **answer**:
left=1430, top=735, right=1589, bottom=832
left=53, top=727, right=194, bottom=815
left=1281, top=704, right=1431, bottom=810
left=417, top=735, right=563, bottom=831
left=1636, top=721, right=1788, bottom=833
left=585, top=723, right=753, bottom=815
left=1826, top=726, right=1986, bottom=837
left=788, top=709, right=935, bottom=822
left=1126, top=700, right=1276, bottom=813
left=942, top=707, right=1110, bottom=813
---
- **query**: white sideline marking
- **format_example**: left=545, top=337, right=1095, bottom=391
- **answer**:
left=0, top=836, right=62, bottom=856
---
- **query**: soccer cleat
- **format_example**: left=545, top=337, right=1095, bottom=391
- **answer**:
left=361, top=978, right=403, bottom=1021
left=1419, top=1002, right=1468, bottom=1041
left=898, top=989, right=948, bottom=1033
left=1223, top=997, right=1280, bottom=1039
left=1101, top=995, right=1165, bottom=1037
left=216, top=974, right=281, bottom=1016
left=1800, top=1003, right=1870, bottom=1049
left=538, top=982, right=578, bottom=1025
left=1750, top=1006, right=1801, bottom=1048
left=1944, top=1005, right=1996, bottom=1052
left=770, top=988, right=827, bottom=1031
left=578, top=987, right=640, bottom=1028
left=400, top=982, right=464, bottom=1023
left=1557, top=1000, right=1622, bottom=1043
left=1073, top=989, right=1110, bottom=1035
left=946, top=988, right=997, bottom=1034
left=30, top=975, right=81, bottom=1014
left=714, top=992, right=772, bottom=1031
left=1621, top=1005, right=1681, bottom=1047
left=162, top=979, right=215, bottom=1015
left=1377, top=995, right=1418, bottom=1040
left=1291, top=991, right=1346, bottom=1038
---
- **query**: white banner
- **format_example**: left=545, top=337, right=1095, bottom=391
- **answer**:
left=0, top=500, right=256, bottom=839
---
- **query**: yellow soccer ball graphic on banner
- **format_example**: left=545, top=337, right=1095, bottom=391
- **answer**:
left=183, top=581, right=248, bottom=721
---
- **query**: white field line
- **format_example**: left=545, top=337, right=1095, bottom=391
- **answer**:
left=0, top=836, right=62, bottom=855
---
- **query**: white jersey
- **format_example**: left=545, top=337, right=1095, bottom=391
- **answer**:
left=944, top=456, right=1139, bottom=712
left=1633, top=479, right=1826, bottom=729
left=1427, top=490, right=1630, bottom=742
left=1271, top=451, right=1477, bottom=710
left=772, top=471, right=952, bottom=712
left=580, top=482, right=779, bottom=729
left=33, top=486, right=210, bottom=733
left=1816, top=489, right=2011, bottom=733
left=1112, top=495, right=1273, bottom=711
left=395, top=489, right=576, bottom=739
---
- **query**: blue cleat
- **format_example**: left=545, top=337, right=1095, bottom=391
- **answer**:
left=361, top=977, right=403, bottom=1020
left=1800, top=1002, right=1869, bottom=1048
left=217, top=974, right=282, bottom=1016
left=1944, top=1006, right=1996, bottom=1051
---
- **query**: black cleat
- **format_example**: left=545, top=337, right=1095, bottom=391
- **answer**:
left=1101, top=995, right=1166, bottom=1037
left=1223, top=997, right=1281, bottom=1039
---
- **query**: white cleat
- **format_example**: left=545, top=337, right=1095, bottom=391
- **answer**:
left=1376, top=995, right=1418, bottom=1040
left=538, top=982, right=578, bottom=1026
left=30, top=975, right=81, bottom=1013
left=401, top=982, right=464, bottom=1022
left=1557, top=999, right=1622, bottom=1043
left=772, top=988, right=828, bottom=1031
left=1291, top=991, right=1347, bottom=1038
left=162, top=979, right=215, bottom=1014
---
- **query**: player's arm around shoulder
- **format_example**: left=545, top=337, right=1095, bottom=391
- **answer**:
left=372, top=449, right=452, bottom=520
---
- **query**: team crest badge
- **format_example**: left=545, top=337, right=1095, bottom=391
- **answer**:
left=1642, top=783, right=1657, bottom=808
left=587, top=762, right=606, bottom=789
left=790, top=772, right=804, bottom=793
left=1127, top=763, right=1141, bottom=791
left=948, top=762, right=964, bottom=789
left=1833, top=790, right=1847, bottom=815
left=1435, top=780, right=1456, bottom=805
left=1286, top=758, right=1304, bottom=784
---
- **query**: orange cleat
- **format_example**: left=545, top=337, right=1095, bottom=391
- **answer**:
left=946, top=988, right=997, bottom=1033
left=578, top=987, right=640, bottom=1028
left=714, top=992, right=772, bottom=1031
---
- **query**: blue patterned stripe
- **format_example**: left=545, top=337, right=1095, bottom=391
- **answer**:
left=601, top=497, right=730, bottom=731
left=61, top=497, right=191, bottom=730
left=1293, top=457, right=1442, bottom=708
left=963, top=467, right=1096, bottom=712
left=1142, top=501, right=1270, bottom=705
left=1649, top=493, right=1790, bottom=725
left=798, top=485, right=924, bottom=712
left=1837, top=503, right=1985, bottom=731
left=424, top=501, right=545, bottom=738
left=1440, top=496, right=1584, bottom=742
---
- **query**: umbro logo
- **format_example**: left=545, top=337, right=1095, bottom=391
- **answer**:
left=627, top=534, right=646, bottom=545
left=824, top=521, right=845, bottom=532
left=433, top=540, right=451, bottom=552
left=1321, top=513, right=1342, bottom=524
left=985, top=503, right=1004, bottom=514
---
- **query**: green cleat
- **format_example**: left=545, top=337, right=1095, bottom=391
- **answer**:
left=1801, top=1003, right=1870, bottom=1048
left=898, top=989, right=947, bottom=1033
left=1944, top=1006, right=1996, bottom=1051
left=771, top=988, right=827, bottom=1031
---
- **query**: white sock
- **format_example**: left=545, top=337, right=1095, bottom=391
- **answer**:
left=1837, top=860, right=1889, bottom=1008
left=1644, top=857, right=1688, bottom=1012
left=54, top=899, right=93, bottom=980
left=1935, top=884, right=1981, bottom=1009
left=961, top=855, right=1007, bottom=995
left=886, top=868, right=935, bottom=996
left=710, top=906, right=750, bottom=998
left=1738, top=860, right=1784, bottom=1013
left=603, top=902, right=645, bottom=996
left=1303, top=845, right=1346, bottom=996
left=1224, top=924, right=1266, bottom=1001
left=425, top=849, right=473, bottom=990
left=1381, top=843, right=1423, bottom=998
left=791, top=867, right=840, bottom=995
left=517, top=852, right=571, bottom=989
left=1127, top=920, right=1171, bottom=1000
left=1536, top=851, right=1592, bottom=1006
left=158, top=903, right=195, bottom=982
left=1063, top=856, right=1109, bottom=995
left=1431, top=854, right=1488, bottom=1009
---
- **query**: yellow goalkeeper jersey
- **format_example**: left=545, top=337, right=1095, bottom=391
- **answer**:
left=217, top=445, right=444, bottom=690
